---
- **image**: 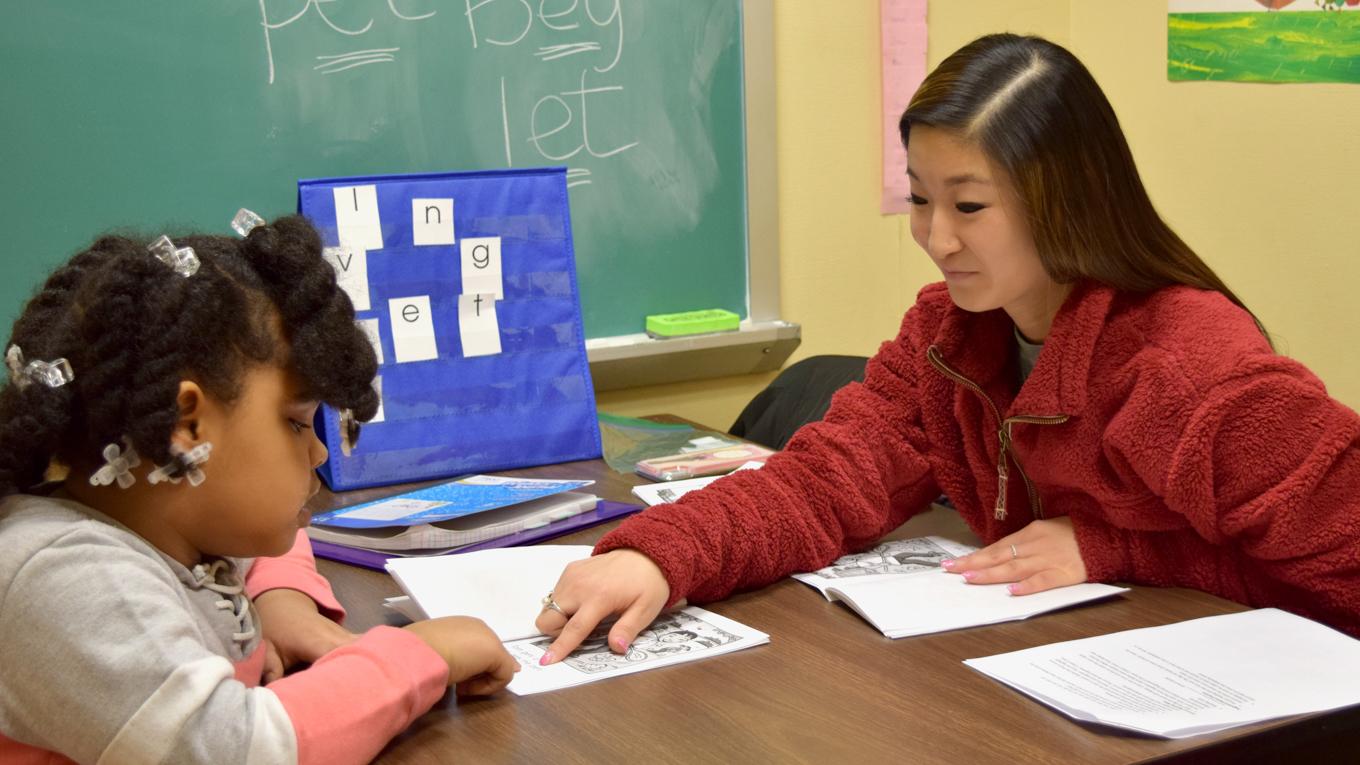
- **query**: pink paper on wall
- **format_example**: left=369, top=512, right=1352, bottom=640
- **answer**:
left=880, top=0, right=928, bottom=215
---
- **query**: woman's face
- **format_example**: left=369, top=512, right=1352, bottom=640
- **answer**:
left=906, top=126, right=1069, bottom=339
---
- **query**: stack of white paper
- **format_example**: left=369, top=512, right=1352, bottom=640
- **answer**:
left=793, top=537, right=1127, bottom=638
left=385, top=546, right=769, bottom=695
left=965, top=608, right=1360, bottom=738
left=386, top=545, right=592, bottom=641
left=630, top=461, right=764, bottom=506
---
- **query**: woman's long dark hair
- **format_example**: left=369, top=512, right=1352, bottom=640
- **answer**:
left=901, top=33, right=1265, bottom=337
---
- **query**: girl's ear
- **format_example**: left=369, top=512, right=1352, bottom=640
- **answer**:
left=171, top=381, right=211, bottom=449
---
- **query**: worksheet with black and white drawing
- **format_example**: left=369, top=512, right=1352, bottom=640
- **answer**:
left=504, top=607, right=769, bottom=695
left=791, top=536, right=1128, bottom=639
left=792, top=536, right=978, bottom=599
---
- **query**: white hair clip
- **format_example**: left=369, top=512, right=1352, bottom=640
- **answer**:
left=231, top=208, right=265, bottom=237
left=90, top=438, right=141, bottom=489
left=148, top=442, right=213, bottom=487
left=5, top=345, right=74, bottom=390
left=148, top=235, right=200, bottom=277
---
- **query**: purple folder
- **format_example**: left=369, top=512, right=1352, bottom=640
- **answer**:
left=310, top=499, right=642, bottom=571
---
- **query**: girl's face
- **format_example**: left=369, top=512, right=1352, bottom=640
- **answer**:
left=906, top=126, right=1070, bottom=340
left=178, top=363, right=327, bottom=559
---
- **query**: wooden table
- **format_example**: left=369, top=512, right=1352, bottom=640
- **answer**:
left=309, top=431, right=1360, bottom=764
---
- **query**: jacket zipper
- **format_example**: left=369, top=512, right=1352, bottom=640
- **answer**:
left=925, top=345, right=1070, bottom=521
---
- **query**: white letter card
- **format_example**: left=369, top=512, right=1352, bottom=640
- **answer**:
left=334, top=185, right=384, bottom=250
left=459, top=293, right=503, bottom=358
left=460, top=236, right=504, bottom=299
left=357, top=318, right=384, bottom=366
left=412, top=198, right=456, bottom=245
left=389, top=296, right=439, bottom=363
left=371, top=376, right=386, bottom=423
left=324, top=246, right=370, bottom=312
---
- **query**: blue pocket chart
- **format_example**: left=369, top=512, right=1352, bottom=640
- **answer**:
left=298, top=168, right=602, bottom=491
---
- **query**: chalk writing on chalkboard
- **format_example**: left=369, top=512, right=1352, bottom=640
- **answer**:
left=257, top=0, right=634, bottom=189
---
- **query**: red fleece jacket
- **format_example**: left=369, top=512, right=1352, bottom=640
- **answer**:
left=597, top=281, right=1360, bottom=636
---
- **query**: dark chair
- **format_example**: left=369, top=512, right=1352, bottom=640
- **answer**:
left=729, top=355, right=869, bottom=449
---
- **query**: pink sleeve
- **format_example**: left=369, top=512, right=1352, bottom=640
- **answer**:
left=269, top=626, right=449, bottom=765
left=245, top=531, right=345, bottom=623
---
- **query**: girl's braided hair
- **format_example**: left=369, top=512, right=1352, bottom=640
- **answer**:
left=0, top=215, right=377, bottom=495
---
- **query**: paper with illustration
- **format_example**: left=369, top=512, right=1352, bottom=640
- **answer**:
left=793, top=537, right=1127, bottom=638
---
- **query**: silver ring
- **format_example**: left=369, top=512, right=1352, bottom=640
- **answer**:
left=1009, top=543, right=1018, bottom=560
left=540, top=592, right=565, bottom=617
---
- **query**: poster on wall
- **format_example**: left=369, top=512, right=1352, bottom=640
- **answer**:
left=1169, top=0, right=1360, bottom=83
left=881, top=0, right=928, bottom=214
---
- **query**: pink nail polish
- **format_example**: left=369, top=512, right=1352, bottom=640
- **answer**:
left=539, top=651, right=555, bottom=666
left=613, top=637, right=629, bottom=651
left=941, top=559, right=956, bottom=569
left=1007, top=584, right=1018, bottom=595
left=962, top=571, right=977, bottom=581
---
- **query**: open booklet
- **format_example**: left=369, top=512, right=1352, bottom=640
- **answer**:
left=965, top=608, right=1360, bottom=739
left=792, top=536, right=1128, bottom=638
left=385, top=546, right=768, bottom=695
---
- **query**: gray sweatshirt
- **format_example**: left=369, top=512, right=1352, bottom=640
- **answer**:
left=0, top=493, right=449, bottom=765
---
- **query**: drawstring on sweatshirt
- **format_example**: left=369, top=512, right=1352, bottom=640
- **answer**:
left=192, top=559, right=257, bottom=646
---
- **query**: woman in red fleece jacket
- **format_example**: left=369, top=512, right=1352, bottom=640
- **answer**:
left=535, top=33, right=1360, bottom=662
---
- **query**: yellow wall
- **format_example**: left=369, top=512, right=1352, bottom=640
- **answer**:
left=597, top=0, right=1360, bottom=428
left=1069, top=3, right=1360, bottom=410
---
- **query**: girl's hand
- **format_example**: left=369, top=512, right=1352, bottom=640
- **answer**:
left=262, top=639, right=286, bottom=685
left=941, top=516, right=1087, bottom=595
left=404, top=616, right=520, bottom=696
left=533, top=549, right=670, bottom=665
left=253, top=588, right=358, bottom=673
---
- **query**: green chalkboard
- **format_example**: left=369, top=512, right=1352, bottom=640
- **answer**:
left=0, top=0, right=748, bottom=339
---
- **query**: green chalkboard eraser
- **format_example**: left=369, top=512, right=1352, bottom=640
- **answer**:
left=645, top=309, right=741, bottom=338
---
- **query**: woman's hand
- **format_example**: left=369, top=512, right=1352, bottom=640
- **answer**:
left=941, top=516, right=1087, bottom=595
left=253, top=587, right=358, bottom=681
left=532, top=549, right=671, bottom=665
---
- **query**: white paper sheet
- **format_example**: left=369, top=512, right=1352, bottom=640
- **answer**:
left=357, top=318, right=383, bottom=365
left=458, top=293, right=502, bottom=357
left=460, top=236, right=504, bottom=299
left=333, top=185, right=384, bottom=250
left=384, top=595, right=425, bottom=621
left=411, top=198, right=455, bottom=245
left=370, top=375, right=385, bottom=423
left=386, top=546, right=771, bottom=695
left=388, top=296, right=439, bottom=363
left=504, top=606, right=769, bottom=696
left=386, top=545, right=593, bottom=641
left=630, top=461, right=764, bottom=506
left=792, top=537, right=1126, bottom=638
left=324, top=246, right=370, bottom=311
left=965, top=608, right=1360, bottom=739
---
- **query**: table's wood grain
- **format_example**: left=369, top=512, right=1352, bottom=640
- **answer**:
left=310, top=424, right=1360, bottom=764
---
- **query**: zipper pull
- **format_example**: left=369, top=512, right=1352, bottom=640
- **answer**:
left=994, top=450, right=1009, bottom=521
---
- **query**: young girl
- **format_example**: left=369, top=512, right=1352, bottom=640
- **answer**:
left=0, top=214, right=519, bottom=763
left=533, top=33, right=1360, bottom=662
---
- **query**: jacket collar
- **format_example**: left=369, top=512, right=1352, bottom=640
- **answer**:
left=930, top=280, right=1115, bottom=416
